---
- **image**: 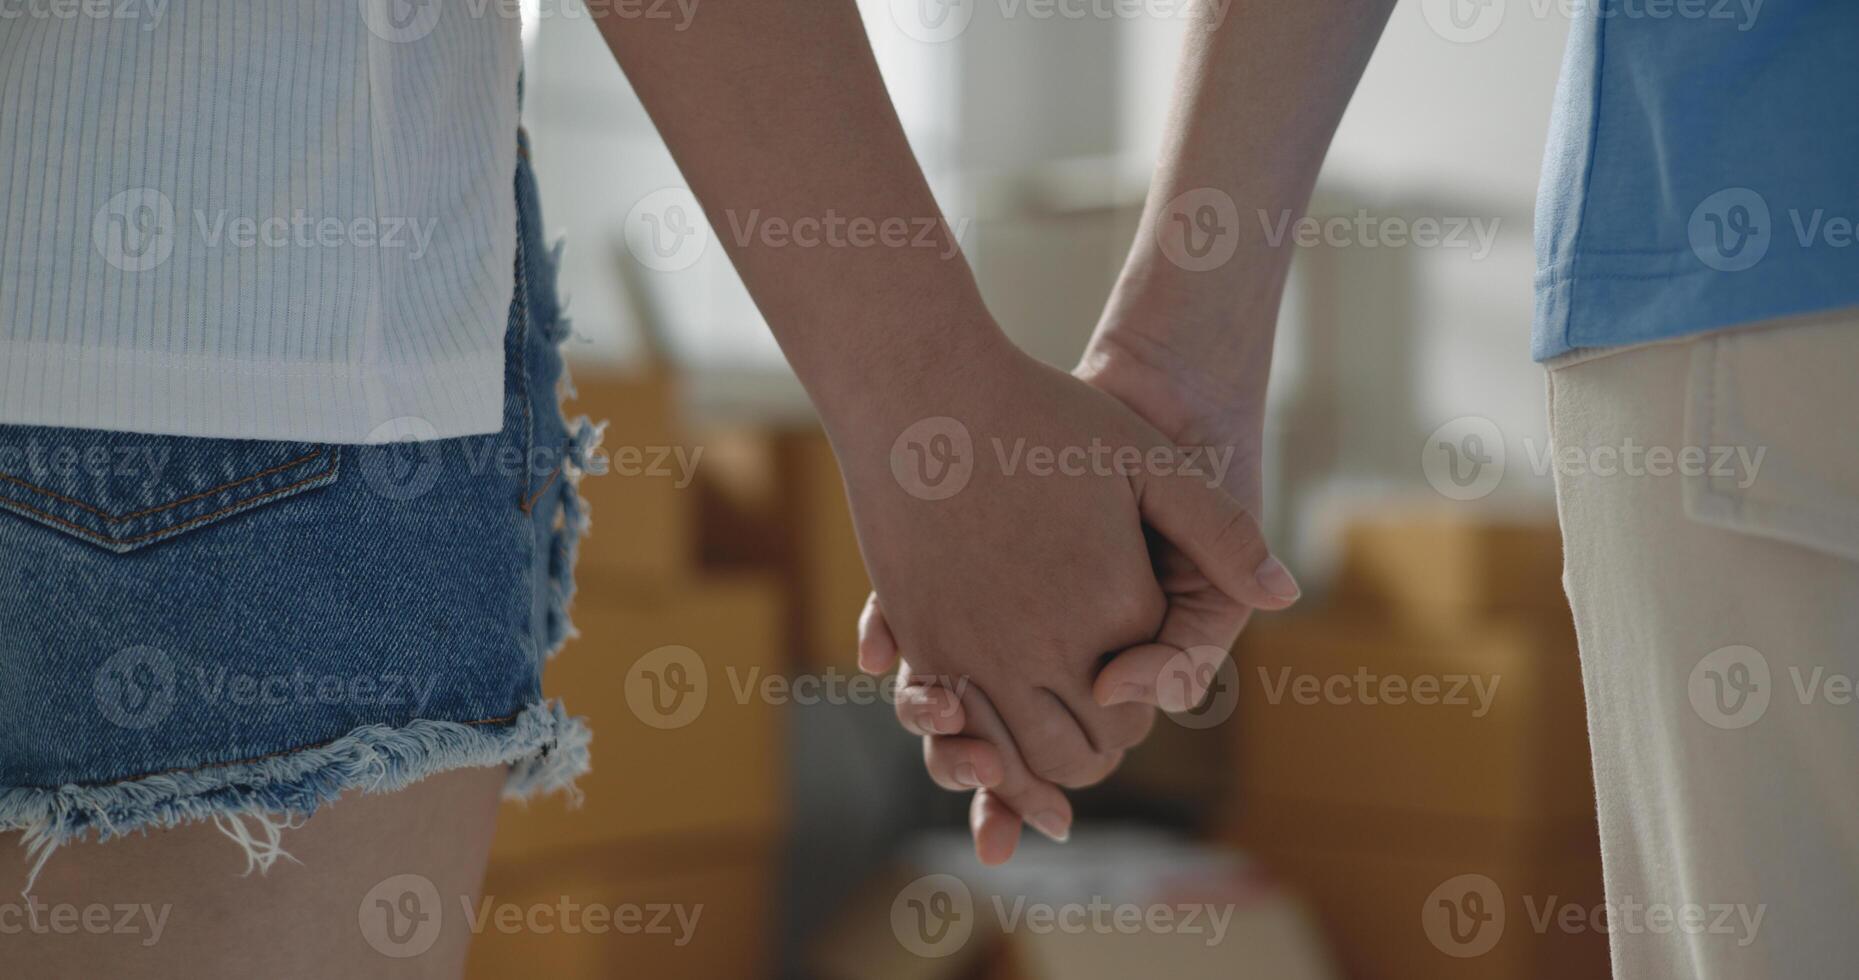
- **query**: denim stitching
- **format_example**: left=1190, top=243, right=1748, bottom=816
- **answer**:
left=0, top=450, right=325, bottom=524
left=0, top=454, right=338, bottom=548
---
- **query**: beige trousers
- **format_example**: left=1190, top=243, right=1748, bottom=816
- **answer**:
left=1548, top=309, right=1859, bottom=979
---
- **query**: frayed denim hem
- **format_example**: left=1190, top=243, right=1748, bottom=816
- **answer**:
left=544, top=414, right=602, bottom=659
left=0, top=698, right=590, bottom=897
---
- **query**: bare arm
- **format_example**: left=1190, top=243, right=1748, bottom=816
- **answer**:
left=1083, top=0, right=1401, bottom=441
left=596, top=2, right=1292, bottom=860
left=594, top=3, right=1000, bottom=421
left=903, top=0, right=1403, bottom=859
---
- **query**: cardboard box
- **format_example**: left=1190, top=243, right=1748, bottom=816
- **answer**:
left=1229, top=612, right=1594, bottom=826
left=1331, top=513, right=1567, bottom=630
left=491, top=575, right=788, bottom=861
left=1222, top=603, right=1608, bottom=980
left=566, top=369, right=697, bottom=584
left=469, top=839, right=776, bottom=980
left=693, top=427, right=871, bottom=671
left=1228, top=801, right=1607, bottom=980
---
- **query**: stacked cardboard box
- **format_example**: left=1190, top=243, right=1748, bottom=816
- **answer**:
left=691, top=427, right=872, bottom=672
left=469, top=372, right=787, bottom=980
left=1223, top=512, right=1607, bottom=979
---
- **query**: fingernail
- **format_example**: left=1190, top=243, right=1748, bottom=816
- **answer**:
left=1028, top=811, right=1071, bottom=843
left=1255, top=556, right=1301, bottom=601
left=1101, top=682, right=1147, bottom=707
left=954, top=763, right=981, bottom=789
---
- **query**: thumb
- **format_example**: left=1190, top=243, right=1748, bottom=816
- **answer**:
left=1134, top=465, right=1300, bottom=610
left=857, top=592, right=901, bottom=675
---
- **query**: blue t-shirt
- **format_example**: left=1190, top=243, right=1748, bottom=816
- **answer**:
left=1533, top=0, right=1859, bottom=360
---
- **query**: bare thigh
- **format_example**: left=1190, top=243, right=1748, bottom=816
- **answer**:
left=1, top=766, right=506, bottom=980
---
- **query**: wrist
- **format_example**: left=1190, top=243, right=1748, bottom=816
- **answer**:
left=1076, top=322, right=1268, bottom=451
left=812, top=310, right=1028, bottom=454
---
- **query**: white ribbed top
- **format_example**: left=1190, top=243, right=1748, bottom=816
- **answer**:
left=0, top=1, right=521, bottom=442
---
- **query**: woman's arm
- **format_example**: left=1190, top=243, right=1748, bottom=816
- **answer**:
left=897, top=0, right=1403, bottom=859
left=594, top=1, right=1293, bottom=850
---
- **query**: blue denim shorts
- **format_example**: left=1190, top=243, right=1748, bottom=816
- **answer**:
left=0, top=133, right=591, bottom=887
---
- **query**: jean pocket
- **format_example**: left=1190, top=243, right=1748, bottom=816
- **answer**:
left=1681, top=314, right=1859, bottom=563
left=0, top=427, right=339, bottom=554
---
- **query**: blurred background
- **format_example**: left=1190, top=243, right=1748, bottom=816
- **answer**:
left=475, top=1, right=1601, bottom=977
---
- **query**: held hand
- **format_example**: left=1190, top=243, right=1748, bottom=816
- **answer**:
left=847, top=342, right=1293, bottom=862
